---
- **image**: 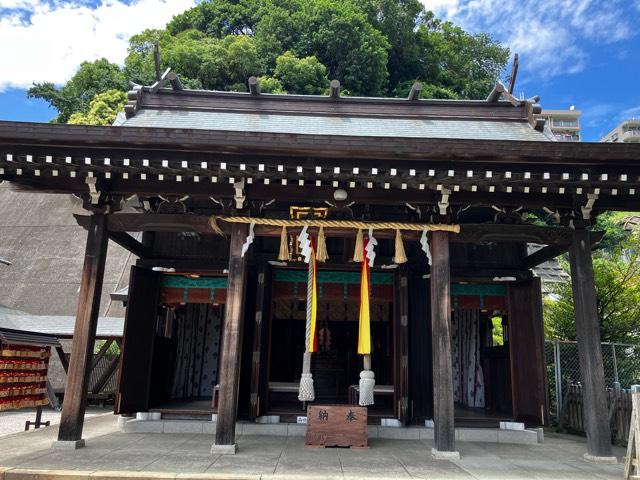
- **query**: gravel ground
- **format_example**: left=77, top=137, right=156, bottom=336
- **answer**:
left=0, top=406, right=109, bottom=437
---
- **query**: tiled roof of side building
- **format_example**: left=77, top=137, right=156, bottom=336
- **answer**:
left=0, top=305, right=124, bottom=338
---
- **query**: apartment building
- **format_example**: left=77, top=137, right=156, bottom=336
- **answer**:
left=601, top=119, right=640, bottom=143
left=538, top=109, right=581, bottom=142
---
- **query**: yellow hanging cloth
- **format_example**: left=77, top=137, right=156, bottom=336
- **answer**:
left=308, top=240, right=318, bottom=353
left=357, top=240, right=371, bottom=355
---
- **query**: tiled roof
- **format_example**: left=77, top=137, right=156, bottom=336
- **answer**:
left=0, top=184, right=135, bottom=318
left=622, top=215, right=640, bottom=231
left=122, top=109, right=550, bottom=142
left=0, top=306, right=124, bottom=338
left=528, top=244, right=570, bottom=291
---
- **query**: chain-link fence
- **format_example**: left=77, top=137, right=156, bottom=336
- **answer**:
left=545, top=340, right=640, bottom=421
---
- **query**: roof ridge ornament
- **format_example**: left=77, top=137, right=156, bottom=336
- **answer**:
left=248, top=76, right=260, bottom=95
left=408, top=82, right=422, bottom=101
left=150, top=67, right=184, bottom=93
left=486, top=81, right=521, bottom=106
left=124, top=84, right=143, bottom=119
left=507, top=53, right=519, bottom=94
left=330, top=80, right=341, bottom=99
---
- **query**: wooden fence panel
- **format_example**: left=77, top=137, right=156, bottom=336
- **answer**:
left=561, top=383, right=634, bottom=446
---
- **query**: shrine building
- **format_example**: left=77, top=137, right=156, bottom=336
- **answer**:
left=0, top=75, right=638, bottom=461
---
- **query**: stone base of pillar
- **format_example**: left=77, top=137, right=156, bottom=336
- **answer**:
left=51, top=439, right=85, bottom=450
left=211, top=443, right=238, bottom=455
left=431, top=448, right=460, bottom=460
left=583, top=453, right=617, bottom=464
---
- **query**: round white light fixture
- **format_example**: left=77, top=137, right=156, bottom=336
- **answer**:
left=333, top=188, right=348, bottom=201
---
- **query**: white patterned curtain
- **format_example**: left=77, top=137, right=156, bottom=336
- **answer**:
left=171, top=304, right=222, bottom=399
left=451, top=309, right=485, bottom=408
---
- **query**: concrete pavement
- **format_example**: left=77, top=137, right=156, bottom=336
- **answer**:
left=0, top=414, right=627, bottom=479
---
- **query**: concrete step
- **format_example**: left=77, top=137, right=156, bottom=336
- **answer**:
left=119, top=417, right=542, bottom=444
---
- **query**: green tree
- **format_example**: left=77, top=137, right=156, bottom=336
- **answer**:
left=30, top=0, right=510, bottom=119
left=169, top=0, right=390, bottom=95
left=125, top=30, right=264, bottom=91
left=271, top=51, right=328, bottom=94
left=67, top=90, right=128, bottom=126
left=544, top=230, right=640, bottom=344
left=491, top=316, right=504, bottom=345
left=415, top=21, right=508, bottom=99
left=28, top=59, right=127, bottom=123
left=361, top=0, right=434, bottom=94
left=593, top=211, right=635, bottom=251
left=168, top=0, right=262, bottom=37
left=257, top=76, right=285, bottom=93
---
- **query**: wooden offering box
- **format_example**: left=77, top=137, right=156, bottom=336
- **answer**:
left=305, top=405, right=368, bottom=448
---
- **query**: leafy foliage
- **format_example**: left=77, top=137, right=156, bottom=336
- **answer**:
left=68, top=90, right=128, bottom=126
left=28, top=59, right=127, bottom=123
left=491, top=316, right=504, bottom=345
left=29, top=0, right=510, bottom=122
left=268, top=51, right=328, bottom=94
left=593, top=211, right=635, bottom=251
left=544, top=227, right=640, bottom=344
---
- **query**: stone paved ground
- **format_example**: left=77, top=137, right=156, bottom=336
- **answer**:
left=0, top=414, right=628, bottom=479
left=0, top=407, right=107, bottom=437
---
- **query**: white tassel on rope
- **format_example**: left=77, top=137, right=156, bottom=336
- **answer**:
left=298, top=352, right=315, bottom=402
left=359, top=355, right=375, bottom=406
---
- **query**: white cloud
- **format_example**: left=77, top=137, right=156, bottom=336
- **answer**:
left=420, top=0, right=639, bottom=80
left=420, top=0, right=460, bottom=17
left=0, top=0, right=41, bottom=8
left=0, top=0, right=196, bottom=91
left=620, top=106, right=640, bottom=119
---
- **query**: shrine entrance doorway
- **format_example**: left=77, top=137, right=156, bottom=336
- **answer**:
left=266, top=268, right=396, bottom=421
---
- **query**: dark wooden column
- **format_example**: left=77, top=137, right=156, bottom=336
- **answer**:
left=56, top=213, right=108, bottom=447
left=569, top=229, right=614, bottom=460
left=394, top=265, right=409, bottom=424
left=213, top=223, right=248, bottom=453
left=430, top=231, right=457, bottom=457
left=249, top=262, right=270, bottom=420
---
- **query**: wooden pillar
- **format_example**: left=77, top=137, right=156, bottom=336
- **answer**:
left=430, top=231, right=458, bottom=458
left=249, top=263, right=270, bottom=420
left=56, top=213, right=108, bottom=447
left=213, top=223, right=248, bottom=454
left=394, top=265, right=409, bottom=424
left=569, top=229, right=614, bottom=461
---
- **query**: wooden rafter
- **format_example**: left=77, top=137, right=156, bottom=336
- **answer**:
left=521, top=231, right=604, bottom=268
left=1, top=121, right=639, bottom=164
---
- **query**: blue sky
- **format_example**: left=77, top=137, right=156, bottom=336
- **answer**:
left=0, top=0, right=638, bottom=141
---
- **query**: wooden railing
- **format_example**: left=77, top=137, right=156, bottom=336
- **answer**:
left=558, top=383, right=634, bottom=446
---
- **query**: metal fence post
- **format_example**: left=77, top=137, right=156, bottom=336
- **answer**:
left=554, top=340, right=563, bottom=423
left=612, top=343, right=619, bottom=385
